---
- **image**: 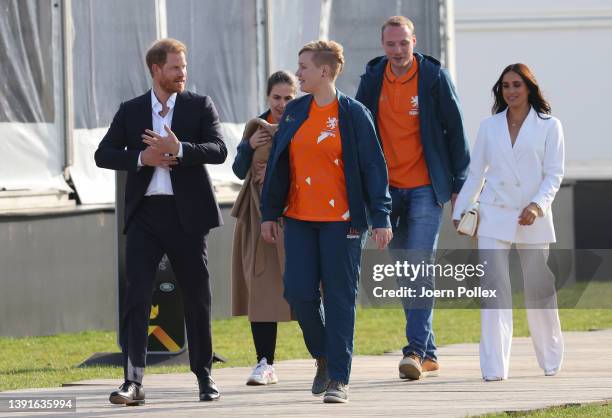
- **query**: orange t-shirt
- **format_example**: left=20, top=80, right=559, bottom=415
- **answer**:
left=266, top=113, right=274, bottom=123
left=377, top=59, right=430, bottom=188
left=284, top=98, right=350, bottom=222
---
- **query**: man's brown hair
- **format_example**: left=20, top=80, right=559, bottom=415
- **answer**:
left=298, top=40, right=345, bottom=79
left=381, top=16, right=415, bottom=39
left=145, top=38, right=187, bottom=76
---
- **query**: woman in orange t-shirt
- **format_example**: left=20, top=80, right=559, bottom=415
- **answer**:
left=261, top=41, right=393, bottom=404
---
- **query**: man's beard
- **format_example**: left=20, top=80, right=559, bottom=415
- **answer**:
left=159, top=76, right=185, bottom=94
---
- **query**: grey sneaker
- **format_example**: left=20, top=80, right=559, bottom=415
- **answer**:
left=399, top=353, right=422, bottom=380
left=323, top=380, right=349, bottom=403
left=311, top=358, right=330, bottom=396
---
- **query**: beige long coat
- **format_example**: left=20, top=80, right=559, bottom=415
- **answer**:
left=231, top=118, right=292, bottom=322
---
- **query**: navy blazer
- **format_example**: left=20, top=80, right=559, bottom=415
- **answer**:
left=94, top=90, right=227, bottom=233
left=261, top=90, right=391, bottom=229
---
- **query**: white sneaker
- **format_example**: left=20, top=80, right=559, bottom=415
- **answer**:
left=246, top=358, right=279, bottom=385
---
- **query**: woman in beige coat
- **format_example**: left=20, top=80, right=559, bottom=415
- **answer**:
left=231, top=71, right=297, bottom=385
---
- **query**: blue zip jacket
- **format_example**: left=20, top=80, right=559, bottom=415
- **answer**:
left=232, top=110, right=270, bottom=180
left=261, top=90, right=391, bottom=229
left=355, top=53, right=470, bottom=204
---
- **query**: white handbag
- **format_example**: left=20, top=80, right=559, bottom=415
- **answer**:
left=457, top=202, right=479, bottom=237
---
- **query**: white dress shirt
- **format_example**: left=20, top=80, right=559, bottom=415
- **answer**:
left=138, top=90, right=184, bottom=195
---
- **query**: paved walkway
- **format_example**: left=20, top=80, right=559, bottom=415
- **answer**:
left=1, top=330, right=611, bottom=417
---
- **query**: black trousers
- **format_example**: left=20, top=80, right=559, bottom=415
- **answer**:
left=121, top=196, right=212, bottom=383
left=250, top=322, right=277, bottom=364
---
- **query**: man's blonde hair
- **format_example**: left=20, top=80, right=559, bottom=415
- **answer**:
left=298, top=40, right=345, bottom=79
left=381, top=16, right=415, bottom=39
left=145, top=38, right=187, bottom=76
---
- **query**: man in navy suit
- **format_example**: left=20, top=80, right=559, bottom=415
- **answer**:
left=95, top=38, right=227, bottom=405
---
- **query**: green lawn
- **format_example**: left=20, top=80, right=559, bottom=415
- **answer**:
left=1, top=307, right=611, bottom=392
left=478, top=401, right=612, bottom=417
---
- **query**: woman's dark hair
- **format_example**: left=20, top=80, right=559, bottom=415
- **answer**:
left=266, top=70, right=298, bottom=96
left=492, top=63, right=551, bottom=117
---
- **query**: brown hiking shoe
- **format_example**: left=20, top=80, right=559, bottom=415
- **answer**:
left=398, top=353, right=422, bottom=380
left=422, top=358, right=439, bottom=377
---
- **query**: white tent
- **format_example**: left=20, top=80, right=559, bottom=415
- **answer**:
left=0, top=0, right=447, bottom=207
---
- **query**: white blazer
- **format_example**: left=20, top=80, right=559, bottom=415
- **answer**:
left=452, top=107, right=564, bottom=243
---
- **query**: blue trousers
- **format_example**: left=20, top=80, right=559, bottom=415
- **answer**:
left=283, top=217, right=366, bottom=384
left=389, top=185, right=443, bottom=361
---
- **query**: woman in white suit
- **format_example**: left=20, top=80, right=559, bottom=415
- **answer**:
left=452, top=63, right=564, bottom=381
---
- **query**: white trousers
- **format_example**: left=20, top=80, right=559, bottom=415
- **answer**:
left=477, top=236, right=564, bottom=379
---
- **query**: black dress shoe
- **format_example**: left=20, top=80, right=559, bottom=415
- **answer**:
left=109, top=381, right=145, bottom=406
left=198, top=376, right=220, bottom=401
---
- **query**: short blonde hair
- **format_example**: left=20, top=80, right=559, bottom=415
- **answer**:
left=381, top=16, right=415, bottom=39
left=298, top=40, right=345, bottom=79
left=145, top=38, right=187, bottom=76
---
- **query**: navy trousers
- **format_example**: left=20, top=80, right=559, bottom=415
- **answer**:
left=121, top=196, right=212, bottom=383
left=283, top=217, right=366, bottom=384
